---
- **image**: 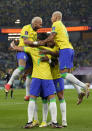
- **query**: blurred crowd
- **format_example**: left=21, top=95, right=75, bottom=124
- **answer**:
left=73, top=39, right=92, bottom=67
left=0, top=0, right=92, bottom=27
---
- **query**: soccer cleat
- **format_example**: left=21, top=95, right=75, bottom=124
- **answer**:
left=24, top=96, right=30, bottom=101
left=85, top=83, right=90, bottom=98
left=62, top=120, right=67, bottom=127
left=50, top=122, right=63, bottom=128
left=39, top=121, right=47, bottom=127
left=4, top=84, right=11, bottom=92
left=24, top=121, right=34, bottom=129
left=32, top=120, right=39, bottom=126
left=77, top=92, right=85, bottom=105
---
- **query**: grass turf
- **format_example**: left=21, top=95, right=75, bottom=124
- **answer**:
left=0, top=89, right=92, bottom=131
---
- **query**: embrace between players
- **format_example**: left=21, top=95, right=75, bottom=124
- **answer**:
left=5, top=11, right=90, bottom=128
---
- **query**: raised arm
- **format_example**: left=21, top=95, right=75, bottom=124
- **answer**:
left=39, top=32, right=56, bottom=45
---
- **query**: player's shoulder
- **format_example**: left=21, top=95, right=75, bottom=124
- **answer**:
left=53, top=21, right=61, bottom=26
left=22, top=24, right=31, bottom=30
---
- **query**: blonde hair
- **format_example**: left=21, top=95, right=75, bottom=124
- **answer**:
left=52, top=11, right=62, bottom=20
left=31, top=17, right=42, bottom=24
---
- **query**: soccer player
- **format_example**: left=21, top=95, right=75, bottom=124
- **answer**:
left=10, top=42, right=62, bottom=128
left=39, top=46, right=67, bottom=127
left=5, top=17, right=42, bottom=101
left=4, top=69, right=14, bottom=99
left=38, top=11, right=90, bottom=104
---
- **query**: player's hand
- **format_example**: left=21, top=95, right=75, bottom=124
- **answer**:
left=10, top=41, right=15, bottom=49
left=40, top=56, right=49, bottom=62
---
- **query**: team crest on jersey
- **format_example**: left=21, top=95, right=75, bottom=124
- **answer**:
left=25, top=31, right=28, bottom=35
left=52, top=27, right=55, bottom=31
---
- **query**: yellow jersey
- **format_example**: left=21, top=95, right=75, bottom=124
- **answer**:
left=18, top=24, right=37, bottom=47
left=24, top=46, right=53, bottom=79
left=39, top=45, right=61, bottom=79
left=51, top=21, right=73, bottom=50
left=51, top=63, right=61, bottom=79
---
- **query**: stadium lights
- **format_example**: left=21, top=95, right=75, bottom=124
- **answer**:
left=8, top=33, right=20, bottom=41
left=15, top=19, right=21, bottom=24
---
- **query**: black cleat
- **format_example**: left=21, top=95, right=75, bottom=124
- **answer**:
left=24, top=121, right=34, bottom=129
left=50, top=122, right=63, bottom=128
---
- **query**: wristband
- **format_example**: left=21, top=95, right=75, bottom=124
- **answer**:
left=33, top=41, right=38, bottom=45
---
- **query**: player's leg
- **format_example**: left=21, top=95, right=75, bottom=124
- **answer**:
left=42, top=79, right=62, bottom=128
left=24, top=78, right=41, bottom=128
left=5, top=92, right=8, bottom=99
left=39, top=97, right=48, bottom=127
left=10, top=86, right=14, bottom=99
left=5, top=52, right=27, bottom=92
left=33, top=102, right=39, bottom=126
left=59, top=49, right=90, bottom=98
left=24, top=74, right=31, bottom=101
left=54, top=78, right=67, bottom=127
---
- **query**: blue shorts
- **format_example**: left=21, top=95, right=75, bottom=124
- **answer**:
left=16, top=52, right=32, bottom=69
left=53, top=78, right=64, bottom=92
left=30, top=78, right=56, bottom=97
left=59, top=49, right=74, bottom=70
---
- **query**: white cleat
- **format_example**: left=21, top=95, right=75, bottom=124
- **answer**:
left=62, top=120, right=67, bottom=127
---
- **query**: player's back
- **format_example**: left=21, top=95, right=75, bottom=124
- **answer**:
left=52, top=21, right=73, bottom=50
left=24, top=46, right=53, bottom=80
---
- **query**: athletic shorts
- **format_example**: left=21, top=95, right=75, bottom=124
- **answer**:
left=59, top=49, right=74, bottom=70
left=53, top=78, right=64, bottom=92
left=30, top=78, right=56, bottom=97
left=16, top=52, right=32, bottom=69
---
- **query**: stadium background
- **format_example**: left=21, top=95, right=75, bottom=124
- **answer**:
left=0, top=1, right=92, bottom=131
left=0, top=0, right=92, bottom=87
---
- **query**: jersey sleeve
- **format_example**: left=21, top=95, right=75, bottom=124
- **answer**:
left=20, top=26, right=29, bottom=39
left=51, top=23, right=58, bottom=34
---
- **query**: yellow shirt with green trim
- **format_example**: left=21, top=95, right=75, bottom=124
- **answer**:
left=24, top=46, right=53, bottom=79
left=39, top=45, right=61, bottom=79
left=51, top=21, right=73, bottom=50
left=18, top=24, right=37, bottom=47
left=51, top=64, right=61, bottom=79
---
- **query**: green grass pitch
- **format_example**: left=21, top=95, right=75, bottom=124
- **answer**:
left=0, top=89, right=92, bottom=131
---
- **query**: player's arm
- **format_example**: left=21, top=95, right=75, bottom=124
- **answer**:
left=39, top=32, right=56, bottom=45
left=24, top=39, right=48, bottom=47
left=40, top=49, right=59, bottom=57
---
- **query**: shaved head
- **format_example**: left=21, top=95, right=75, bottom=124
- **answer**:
left=31, top=16, right=42, bottom=31
left=52, top=11, right=62, bottom=20
left=31, top=17, right=42, bottom=24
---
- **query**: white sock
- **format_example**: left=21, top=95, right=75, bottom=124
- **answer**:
left=8, top=68, right=22, bottom=85
left=49, top=100, right=57, bottom=123
left=42, top=103, right=48, bottom=122
left=73, top=84, right=82, bottom=94
left=65, top=73, right=86, bottom=89
left=34, top=102, right=38, bottom=121
left=25, top=76, right=31, bottom=96
left=60, top=99, right=66, bottom=122
left=28, top=100, right=35, bottom=123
